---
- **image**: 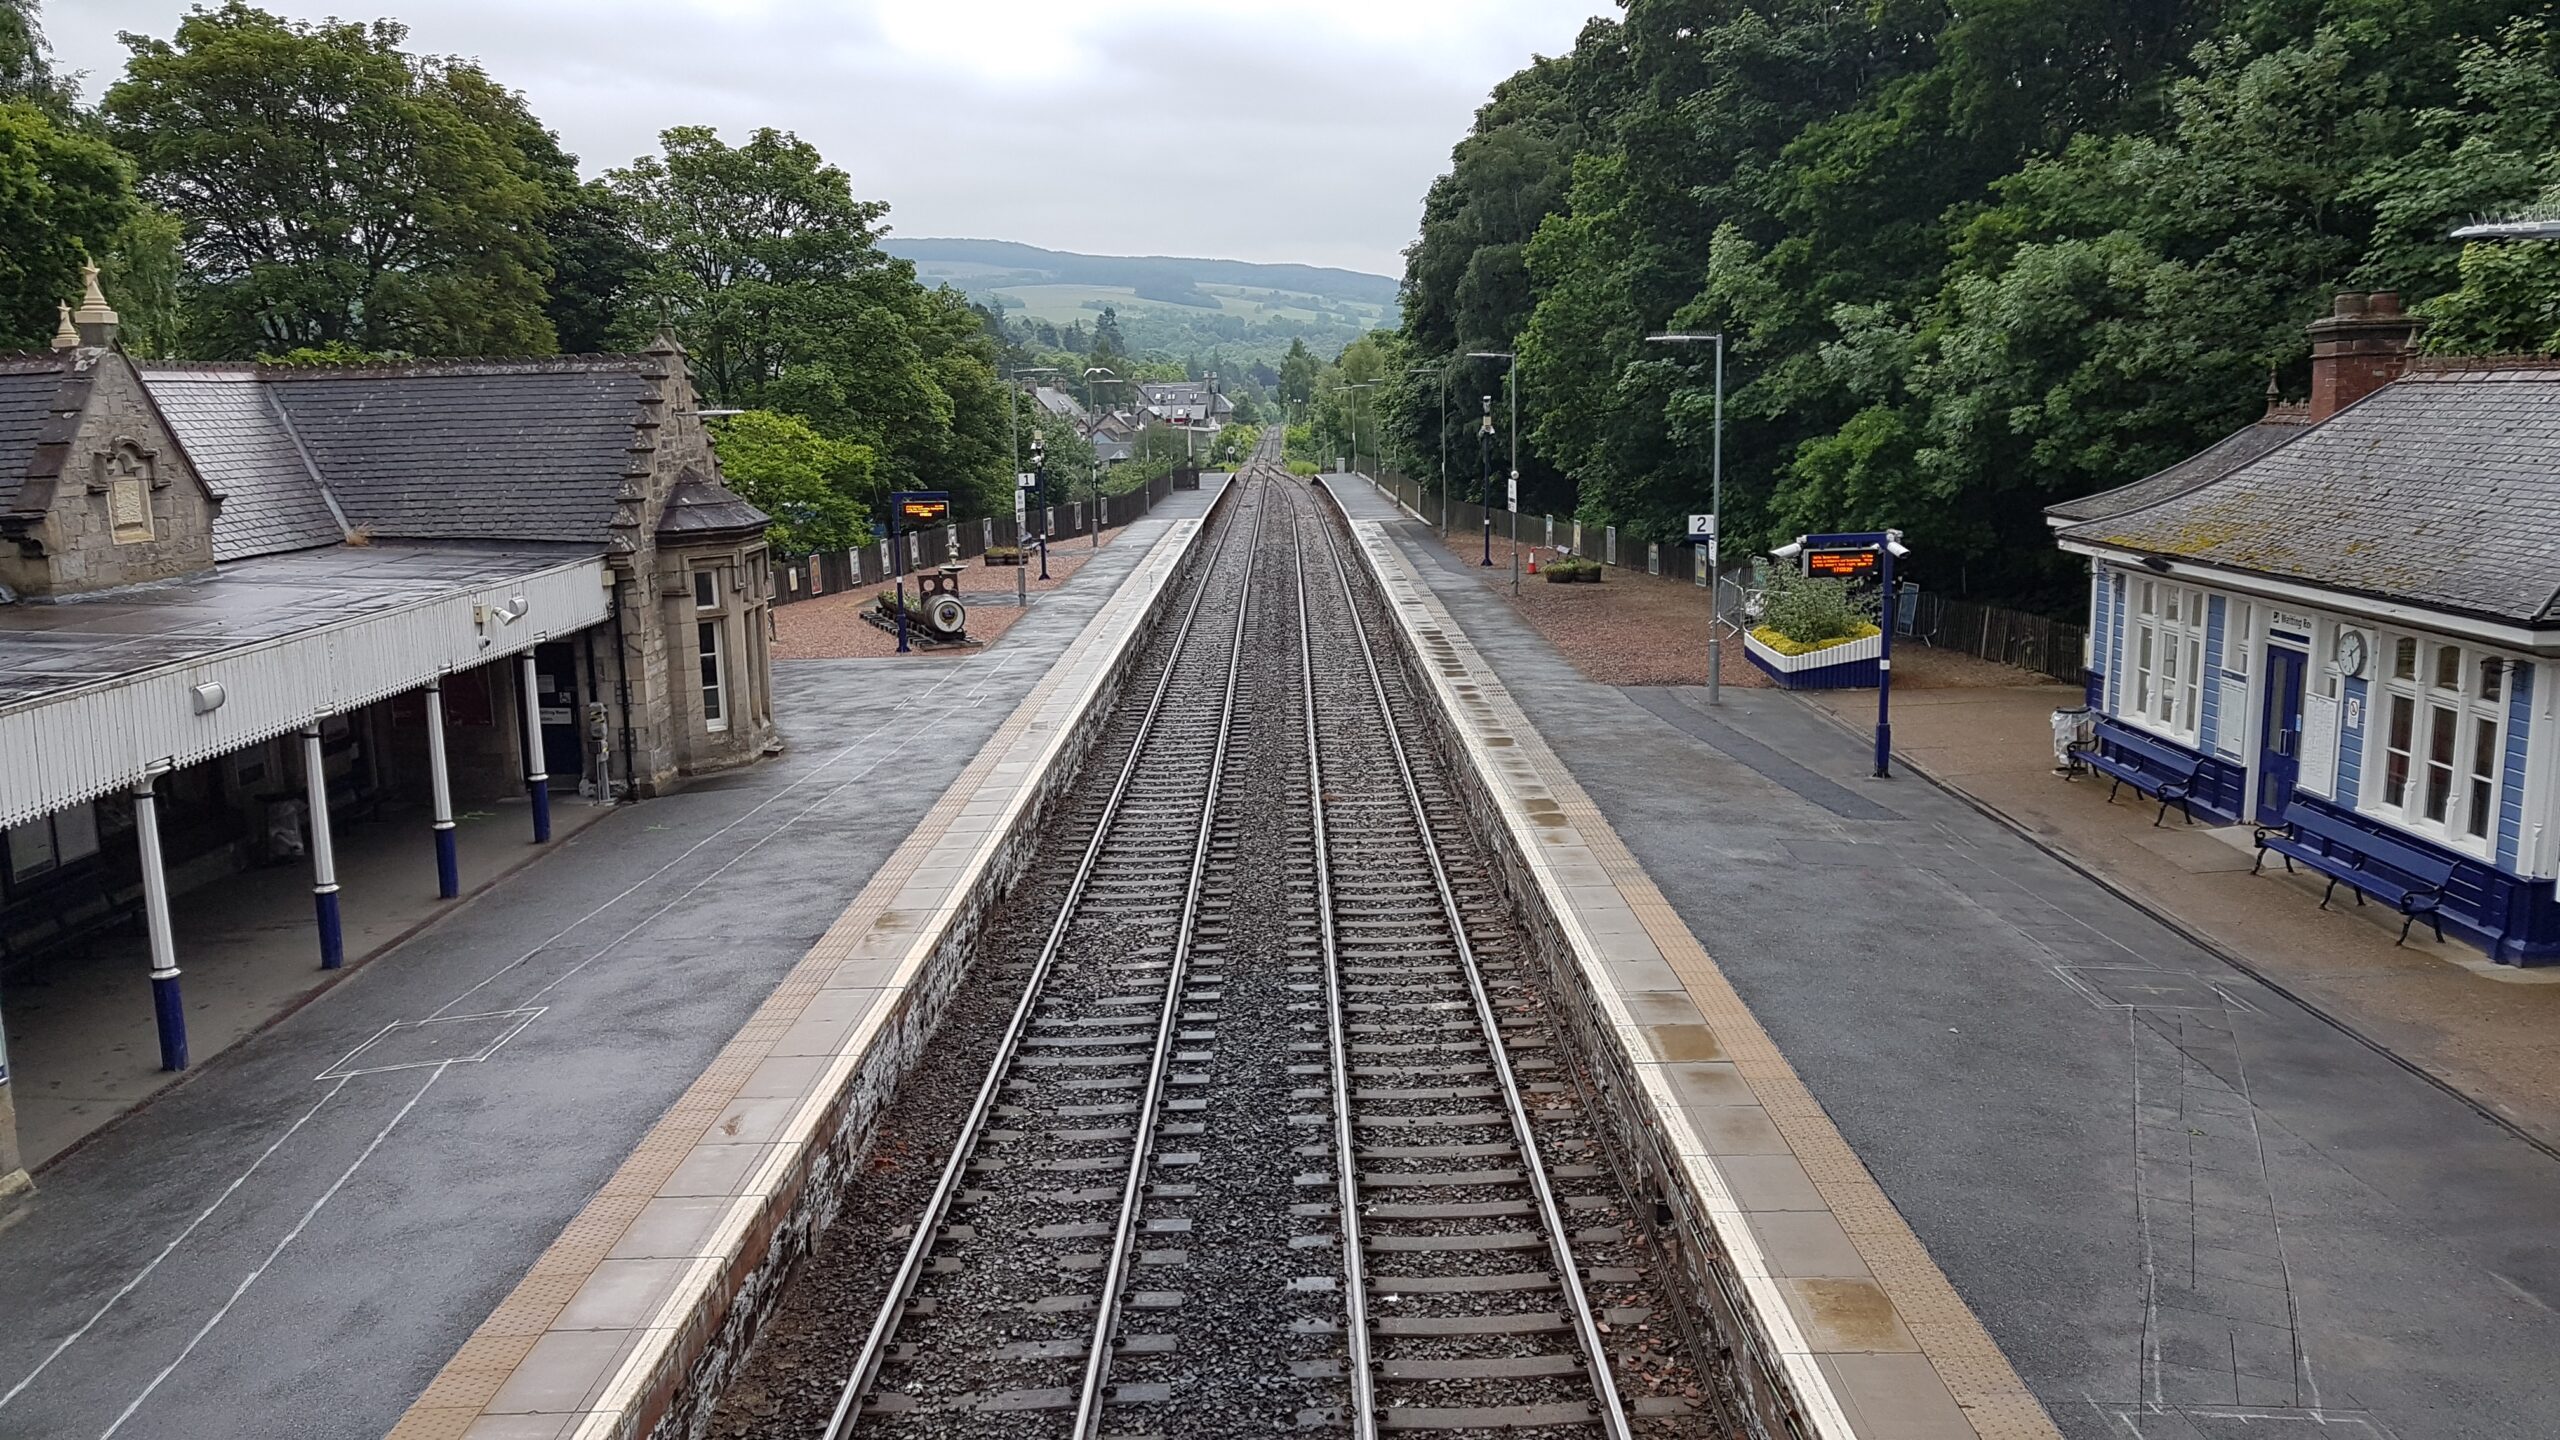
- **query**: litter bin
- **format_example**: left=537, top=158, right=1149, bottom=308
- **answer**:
left=2051, top=705, right=2093, bottom=772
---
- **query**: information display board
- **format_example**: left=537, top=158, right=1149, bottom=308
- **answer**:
left=896, top=492, right=952, bottom=527
left=1804, top=547, right=1882, bottom=580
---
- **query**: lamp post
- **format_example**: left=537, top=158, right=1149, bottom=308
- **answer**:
left=1344, top=380, right=1380, bottom=480
left=1406, top=363, right=1449, bottom=533
left=1030, top=431, right=1049, bottom=580
left=1084, top=366, right=1118, bottom=548
left=1466, top=351, right=1519, bottom=595
left=1477, top=395, right=1495, bottom=566
left=1007, top=363, right=1060, bottom=566
left=1646, top=331, right=1726, bottom=704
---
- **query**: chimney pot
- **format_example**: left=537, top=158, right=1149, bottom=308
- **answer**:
left=2371, top=291, right=2403, bottom=316
left=2333, top=292, right=2368, bottom=317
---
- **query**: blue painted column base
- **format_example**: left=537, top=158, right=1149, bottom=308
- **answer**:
left=314, top=888, right=344, bottom=970
left=529, top=780, right=552, bottom=843
left=152, top=974, right=187, bottom=1071
left=434, top=825, right=460, bottom=899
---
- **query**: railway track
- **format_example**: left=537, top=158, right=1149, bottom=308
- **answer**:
left=765, top=443, right=1706, bottom=1440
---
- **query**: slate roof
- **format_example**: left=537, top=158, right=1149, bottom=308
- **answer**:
left=138, top=367, right=347, bottom=562
left=262, top=363, right=652, bottom=543
left=0, top=359, right=67, bottom=510
left=2057, top=366, right=2560, bottom=626
left=656, top=470, right=769, bottom=539
left=2045, top=413, right=2309, bottom=524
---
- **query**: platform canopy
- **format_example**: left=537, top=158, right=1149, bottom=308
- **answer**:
left=0, top=543, right=607, bottom=829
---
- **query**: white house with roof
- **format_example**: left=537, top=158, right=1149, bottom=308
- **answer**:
left=2051, top=292, right=2560, bottom=963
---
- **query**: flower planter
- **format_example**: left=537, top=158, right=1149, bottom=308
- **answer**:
left=1744, top=629, right=1882, bottom=690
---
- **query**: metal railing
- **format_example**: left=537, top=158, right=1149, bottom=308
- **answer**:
left=1359, top=469, right=2087, bottom=685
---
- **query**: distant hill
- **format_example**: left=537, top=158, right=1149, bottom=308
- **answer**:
left=884, top=238, right=1399, bottom=309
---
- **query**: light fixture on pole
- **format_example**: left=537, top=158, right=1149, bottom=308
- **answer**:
left=1030, top=431, right=1050, bottom=580
left=1477, top=395, right=1495, bottom=567
left=1466, top=351, right=1519, bottom=595
left=1646, top=331, right=1727, bottom=704
left=1084, top=366, right=1118, bottom=549
left=1407, top=363, right=1449, bottom=534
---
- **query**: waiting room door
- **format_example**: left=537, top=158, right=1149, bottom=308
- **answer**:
left=532, top=642, right=584, bottom=786
left=2256, top=645, right=2307, bottom=823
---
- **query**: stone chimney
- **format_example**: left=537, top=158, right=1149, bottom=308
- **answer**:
left=2307, top=291, right=2420, bottom=420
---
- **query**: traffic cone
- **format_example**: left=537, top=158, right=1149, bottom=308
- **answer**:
left=1528, top=554, right=1540, bottom=575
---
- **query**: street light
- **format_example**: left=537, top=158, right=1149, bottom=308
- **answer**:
left=1029, top=431, right=1049, bottom=580
left=1343, top=381, right=1380, bottom=480
left=1476, top=395, right=1495, bottom=567
left=1084, top=366, right=1119, bottom=549
left=1466, top=352, right=1519, bottom=595
left=1647, top=331, right=1727, bottom=705
left=1407, top=363, right=1450, bottom=535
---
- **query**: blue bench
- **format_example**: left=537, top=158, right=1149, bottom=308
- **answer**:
left=2254, top=807, right=2454, bottom=945
left=2072, top=722, right=2203, bottom=827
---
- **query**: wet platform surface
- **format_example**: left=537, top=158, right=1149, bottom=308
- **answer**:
left=0, top=488, right=1223, bottom=1440
left=1330, top=477, right=2560, bottom=1440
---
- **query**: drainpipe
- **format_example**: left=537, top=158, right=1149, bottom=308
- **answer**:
left=611, top=572, right=640, bottom=804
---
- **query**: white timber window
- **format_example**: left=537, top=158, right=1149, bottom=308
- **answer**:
left=2368, top=633, right=2509, bottom=855
left=2127, top=579, right=2207, bottom=745
left=698, top=620, right=729, bottom=732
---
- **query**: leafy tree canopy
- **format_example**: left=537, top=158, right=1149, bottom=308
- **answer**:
left=708, top=409, right=880, bottom=555
left=105, top=3, right=562, bottom=357
left=0, top=99, right=134, bottom=348
left=1392, top=0, right=2560, bottom=607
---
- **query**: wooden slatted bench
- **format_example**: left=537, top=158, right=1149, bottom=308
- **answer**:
left=2254, top=807, right=2455, bottom=945
left=2071, top=721, right=2203, bottom=826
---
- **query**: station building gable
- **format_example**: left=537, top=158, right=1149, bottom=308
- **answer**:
left=2050, top=293, right=2560, bottom=965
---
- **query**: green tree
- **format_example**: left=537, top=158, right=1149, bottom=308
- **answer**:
left=707, top=409, right=880, bottom=554
left=0, top=0, right=73, bottom=115
left=0, top=100, right=135, bottom=348
left=612, top=125, right=1011, bottom=517
left=105, top=3, right=560, bottom=356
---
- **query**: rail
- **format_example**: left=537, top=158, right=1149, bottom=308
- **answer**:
left=820, top=475, right=1260, bottom=1437
left=1305, top=499, right=1636, bottom=1435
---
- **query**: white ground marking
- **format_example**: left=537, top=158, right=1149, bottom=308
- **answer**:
left=96, top=1065, right=447, bottom=1439
left=0, top=1077, right=353, bottom=1413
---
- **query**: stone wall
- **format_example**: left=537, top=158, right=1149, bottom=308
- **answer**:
left=0, top=354, right=218, bottom=597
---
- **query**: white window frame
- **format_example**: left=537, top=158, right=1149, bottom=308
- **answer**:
left=698, top=618, right=730, bottom=733
left=2362, top=631, right=2511, bottom=858
left=2125, top=579, right=2207, bottom=747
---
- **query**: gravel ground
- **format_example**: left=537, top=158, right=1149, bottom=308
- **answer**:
left=705, top=471, right=1722, bottom=1438
left=774, top=530, right=1130, bottom=661
left=1425, top=530, right=1769, bottom=691
left=1421, top=526, right=2052, bottom=695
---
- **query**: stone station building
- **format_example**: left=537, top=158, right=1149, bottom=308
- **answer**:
left=0, top=272, right=778, bottom=1192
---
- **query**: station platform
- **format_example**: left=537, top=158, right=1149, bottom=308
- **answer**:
left=0, top=482, right=1226, bottom=1440
left=1330, top=477, right=2560, bottom=1440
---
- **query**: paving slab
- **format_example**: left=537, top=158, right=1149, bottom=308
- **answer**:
left=0, top=487, right=1223, bottom=1440
left=1331, top=477, right=2560, bottom=1440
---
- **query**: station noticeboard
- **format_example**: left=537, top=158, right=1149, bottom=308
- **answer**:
left=1804, top=546, right=1882, bottom=581
left=894, top=491, right=952, bottom=527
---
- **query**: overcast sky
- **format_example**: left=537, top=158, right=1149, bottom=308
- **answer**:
left=51, top=2, right=1613, bottom=278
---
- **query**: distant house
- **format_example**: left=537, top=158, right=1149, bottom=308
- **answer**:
left=1136, top=381, right=1231, bottom=435
left=2050, top=291, right=2560, bottom=963
left=1031, top=385, right=1086, bottom=423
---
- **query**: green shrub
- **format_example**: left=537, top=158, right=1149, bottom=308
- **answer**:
left=1750, top=622, right=1879, bottom=656
left=1758, top=563, right=1874, bottom=646
left=1543, top=557, right=1603, bottom=583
